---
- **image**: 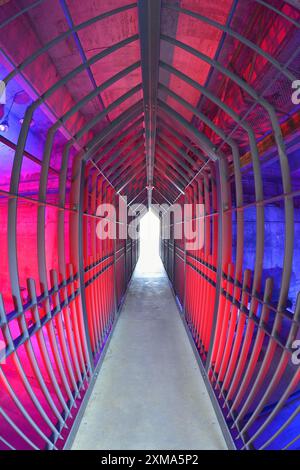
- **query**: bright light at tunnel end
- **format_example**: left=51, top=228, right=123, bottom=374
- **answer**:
left=95, top=195, right=205, bottom=250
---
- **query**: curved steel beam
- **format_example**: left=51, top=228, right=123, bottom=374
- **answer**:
left=156, top=159, right=190, bottom=192
left=153, top=186, right=173, bottom=206
left=154, top=174, right=180, bottom=202
left=254, top=0, right=300, bottom=26
left=0, top=0, right=45, bottom=29
left=157, top=133, right=198, bottom=168
left=111, top=155, right=145, bottom=185
left=84, top=101, right=143, bottom=161
left=93, top=116, right=144, bottom=164
left=101, top=130, right=144, bottom=171
left=155, top=161, right=185, bottom=194
left=160, top=159, right=190, bottom=185
left=156, top=144, right=193, bottom=178
left=162, top=3, right=296, bottom=82
left=106, top=141, right=145, bottom=178
left=158, top=99, right=218, bottom=162
left=156, top=150, right=190, bottom=183
left=3, top=4, right=138, bottom=84
left=159, top=82, right=263, bottom=315
left=157, top=117, right=207, bottom=163
left=138, top=0, right=161, bottom=205
left=116, top=166, right=146, bottom=194
left=161, top=35, right=293, bottom=313
left=128, top=188, right=147, bottom=205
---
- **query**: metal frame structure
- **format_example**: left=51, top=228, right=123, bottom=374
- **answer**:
left=138, top=0, right=161, bottom=206
left=0, top=0, right=299, bottom=451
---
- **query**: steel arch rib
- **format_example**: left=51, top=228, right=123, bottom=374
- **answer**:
left=162, top=3, right=296, bottom=82
left=137, top=0, right=161, bottom=205
left=157, top=117, right=207, bottom=164
left=160, top=34, right=294, bottom=314
left=3, top=4, right=138, bottom=85
left=156, top=148, right=191, bottom=181
left=94, top=117, right=144, bottom=164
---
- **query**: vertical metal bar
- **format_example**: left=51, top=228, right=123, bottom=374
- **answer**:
left=137, top=0, right=161, bottom=206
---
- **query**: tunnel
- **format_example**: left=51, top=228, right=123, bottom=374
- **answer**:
left=0, top=0, right=300, bottom=452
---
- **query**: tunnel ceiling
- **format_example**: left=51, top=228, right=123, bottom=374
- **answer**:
left=0, top=0, right=299, bottom=209
left=1, top=0, right=300, bottom=451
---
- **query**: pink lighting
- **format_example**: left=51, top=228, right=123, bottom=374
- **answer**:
left=0, top=0, right=299, bottom=452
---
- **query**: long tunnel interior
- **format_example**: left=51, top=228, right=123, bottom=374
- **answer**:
left=0, top=0, right=300, bottom=451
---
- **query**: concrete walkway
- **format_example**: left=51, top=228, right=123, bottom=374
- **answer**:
left=72, top=257, right=227, bottom=450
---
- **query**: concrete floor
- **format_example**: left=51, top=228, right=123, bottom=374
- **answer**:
left=72, top=255, right=227, bottom=450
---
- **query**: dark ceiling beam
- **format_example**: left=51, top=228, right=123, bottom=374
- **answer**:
left=157, top=133, right=197, bottom=168
left=162, top=3, right=295, bottom=82
left=156, top=140, right=194, bottom=175
left=94, top=116, right=144, bottom=164
left=126, top=186, right=147, bottom=206
left=85, top=101, right=143, bottom=161
left=254, top=0, right=300, bottom=22
left=101, top=130, right=144, bottom=171
left=0, top=135, right=60, bottom=177
left=156, top=149, right=190, bottom=182
left=59, top=0, right=108, bottom=119
left=154, top=171, right=181, bottom=200
left=156, top=159, right=189, bottom=191
left=128, top=188, right=147, bottom=206
left=157, top=117, right=207, bottom=163
left=107, top=142, right=145, bottom=178
left=155, top=162, right=185, bottom=194
left=157, top=99, right=219, bottom=162
left=153, top=187, right=173, bottom=206
left=138, top=0, right=162, bottom=206
left=112, top=155, right=145, bottom=186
